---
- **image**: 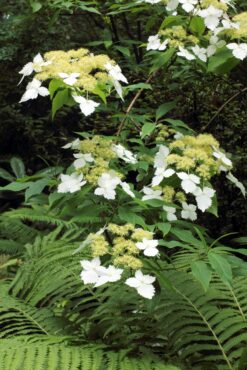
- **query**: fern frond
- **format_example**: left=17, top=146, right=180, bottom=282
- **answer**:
left=0, top=217, right=39, bottom=255
left=0, top=283, right=66, bottom=338
left=9, top=227, right=88, bottom=309
left=4, top=208, right=78, bottom=229
left=155, top=270, right=247, bottom=369
left=0, top=337, right=180, bottom=370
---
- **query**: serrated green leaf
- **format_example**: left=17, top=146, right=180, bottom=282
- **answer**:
left=125, top=83, right=152, bottom=92
left=49, top=79, right=64, bottom=99
left=160, top=15, right=183, bottom=29
left=150, top=48, right=175, bottom=73
left=157, top=223, right=171, bottom=236
left=156, top=101, right=176, bottom=121
left=191, top=260, right=212, bottom=291
left=164, top=118, right=194, bottom=132
left=207, top=48, right=239, bottom=74
left=208, top=252, right=232, bottom=285
left=207, top=195, right=218, bottom=217
left=25, top=179, right=50, bottom=202
left=115, top=46, right=130, bottom=57
left=118, top=207, right=146, bottom=227
left=171, top=228, right=204, bottom=248
left=141, top=122, right=156, bottom=138
left=189, top=16, right=206, bottom=36
left=52, top=89, right=69, bottom=119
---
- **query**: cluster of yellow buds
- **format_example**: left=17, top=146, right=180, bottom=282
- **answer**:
left=72, top=136, right=119, bottom=185
left=35, top=48, right=113, bottom=92
left=159, top=26, right=199, bottom=48
left=88, top=223, right=155, bottom=270
left=167, top=134, right=222, bottom=179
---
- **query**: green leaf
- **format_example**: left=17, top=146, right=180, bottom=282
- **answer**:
left=0, top=182, right=32, bottom=192
left=150, top=48, right=175, bottom=73
left=141, top=122, right=156, bottom=138
left=137, top=161, right=149, bottom=171
left=125, top=83, right=152, bottom=92
left=142, top=199, right=164, bottom=207
left=77, top=4, right=101, bottom=15
left=52, top=89, right=70, bottom=119
left=189, top=16, right=206, bottom=36
left=160, top=15, right=183, bottom=29
left=10, top=157, right=25, bottom=178
left=92, top=87, right=106, bottom=104
left=156, top=101, right=176, bottom=121
left=0, top=168, right=14, bottom=182
left=25, top=179, right=50, bottom=202
left=118, top=207, right=146, bottom=227
left=115, top=46, right=130, bottom=57
left=164, top=118, right=194, bottom=132
left=207, top=48, right=239, bottom=74
left=208, top=252, right=232, bottom=285
left=191, top=260, right=212, bottom=291
left=157, top=223, right=171, bottom=236
left=171, top=228, right=204, bottom=248
left=30, top=1, right=42, bottom=12
left=207, top=195, right=218, bottom=217
left=49, top=79, right=64, bottom=99
left=104, top=40, right=113, bottom=48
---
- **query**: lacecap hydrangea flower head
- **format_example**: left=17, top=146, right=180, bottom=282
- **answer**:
left=58, top=136, right=136, bottom=200
left=19, top=48, right=128, bottom=116
left=58, top=131, right=245, bottom=222
left=79, top=223, right=158, bottom=299
left=144, top=0, right=247, bottom=62
left=140, top=131, right=245, bottom=221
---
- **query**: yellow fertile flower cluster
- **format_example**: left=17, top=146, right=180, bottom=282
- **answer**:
left=159, top=26, right=199, bottom=48
left=229, top=12, right=247, bottom=39
left=156, top=126, right=176, bottom=141
left=35, top=48, right=113, bottom=92
left=167, top=134, right=221, bottom=179
left=200, top=0, right=228, bottom=11
left=76, top=136, right=119, bottom=185
left=153, top=185, right=186, bottom=204
left=89, top=224, right=154, bottom=270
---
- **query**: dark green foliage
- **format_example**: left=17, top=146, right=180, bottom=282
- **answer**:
left=0, top=224, right=245, bottom=369
left=0, top=337, right=179, bottom=370
left=0, top=217, right=39, bottom=255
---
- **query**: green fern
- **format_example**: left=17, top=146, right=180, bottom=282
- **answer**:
left=0, top=337, right=180, bottom=370
left=0, top=283, right=67, bottom=338
left=3, top=208, right=78, bottom=229
left=154, top=270, right=247, bottom=370
left=0, top=217, right=39, bottom=255
left=4, top=227, right=247, bottom=369
left=9, top=227, right=89, bottom=308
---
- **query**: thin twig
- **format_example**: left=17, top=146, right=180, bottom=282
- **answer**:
left=201, top=86, right=247, bottom=132
left=116, top=72, right=156, bottom=136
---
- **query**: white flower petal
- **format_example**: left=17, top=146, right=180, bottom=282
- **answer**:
left=125, top=277, right=140, bottom=288
left=38, top=86, right=50, bottom=97
left=144, top=247, right=159, bottom=257
left=80, top=270, right=99, bottom=284
left=137, top=283, right=155, bottom=299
